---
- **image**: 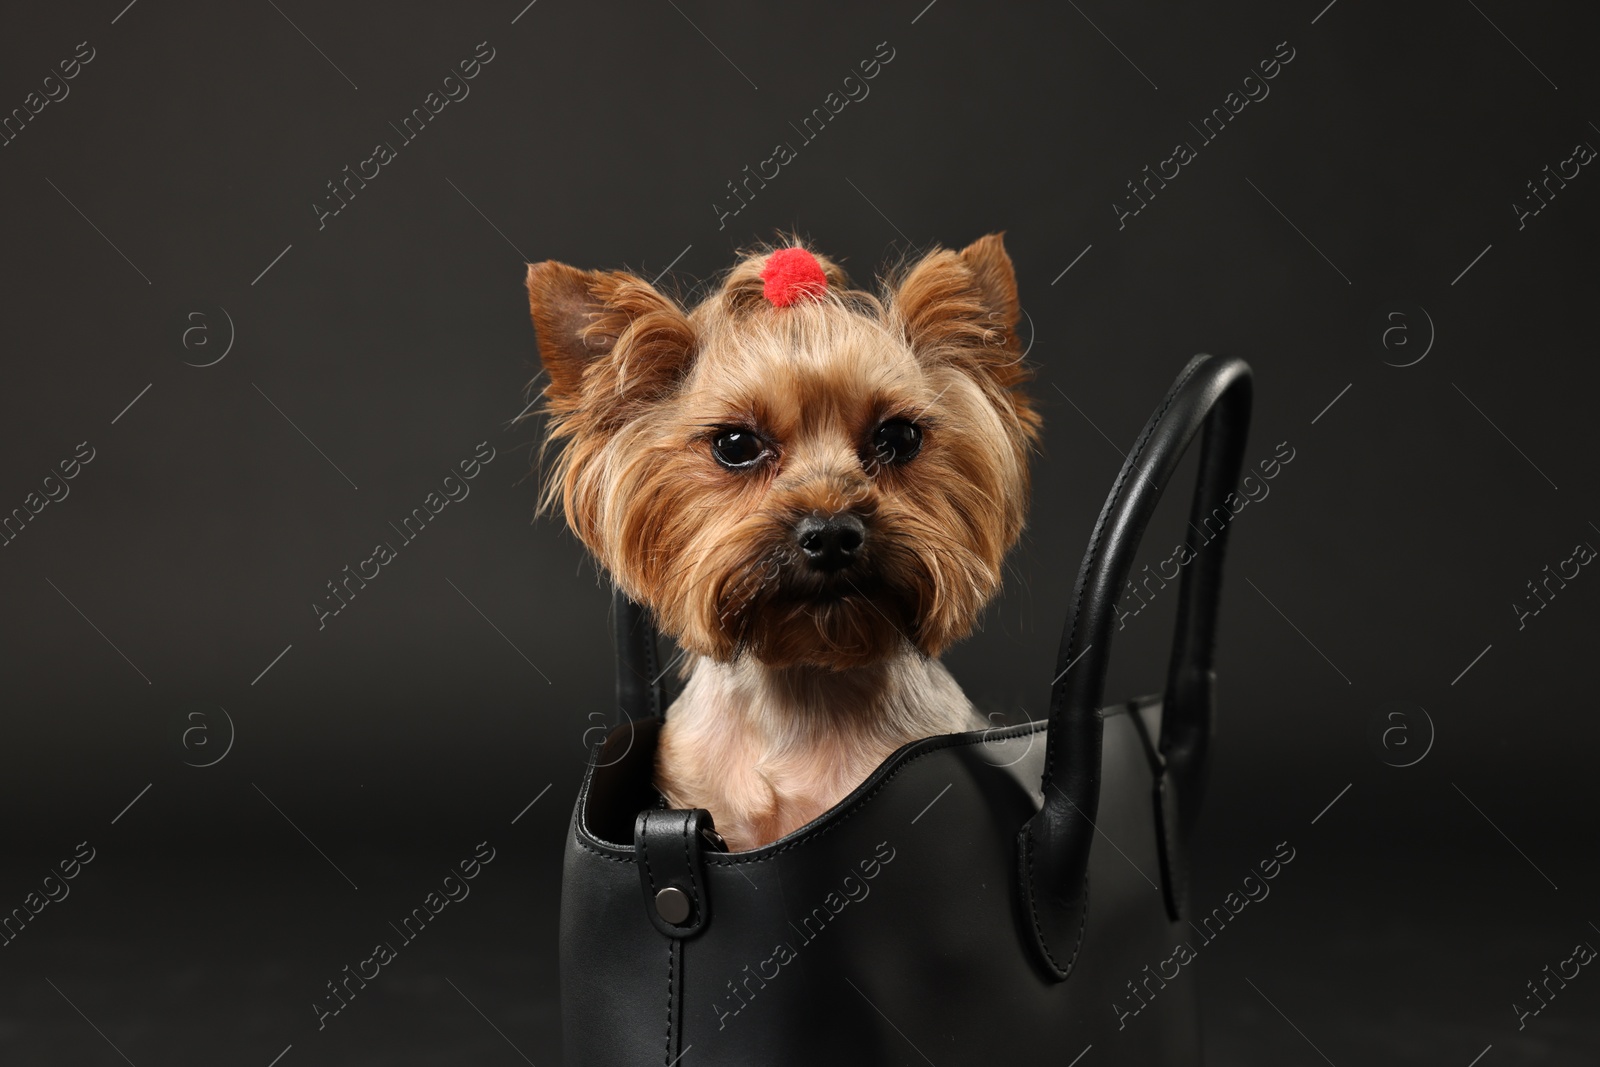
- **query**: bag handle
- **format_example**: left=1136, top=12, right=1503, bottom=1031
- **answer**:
left=1017, top=353, right=1252, bottom=981
left=613, top=590, right=666, bottom=726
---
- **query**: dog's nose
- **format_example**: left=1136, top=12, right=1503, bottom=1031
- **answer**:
left=795, top=514, right=866, bottom=572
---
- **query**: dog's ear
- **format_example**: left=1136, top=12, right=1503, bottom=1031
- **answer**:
left=890, top=233, right=1022, bottom=363
left=525, top=261, right=695, bottom=417
left=957, top=233, right=1021, bottom=335
left=891, top=234, right=1037, bottom=442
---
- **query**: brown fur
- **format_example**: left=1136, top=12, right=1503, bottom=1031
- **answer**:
left=525, top=235, right=1039, bottom=850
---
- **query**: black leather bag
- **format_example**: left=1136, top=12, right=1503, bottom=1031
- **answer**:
left=559, top=354, right=1253, bottom=1065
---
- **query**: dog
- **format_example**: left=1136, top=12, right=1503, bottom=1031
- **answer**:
left=525, top=235, right=1039, bottom=851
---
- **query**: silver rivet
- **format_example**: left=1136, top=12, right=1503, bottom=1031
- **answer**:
left=655, top=886, right=692, bottom=925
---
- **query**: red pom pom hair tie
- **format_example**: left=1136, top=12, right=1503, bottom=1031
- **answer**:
left=760, top=247, right=828, bottom=307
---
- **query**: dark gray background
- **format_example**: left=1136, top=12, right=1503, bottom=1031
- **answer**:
left=2, top=0, right=1596, bottom=1063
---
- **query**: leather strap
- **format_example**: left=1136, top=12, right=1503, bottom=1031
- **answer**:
left=635, top=808, right=718, bottom=939
left=613, top=586, right=665, bottom=726
left=1018, top=353, right=1252, bottom=980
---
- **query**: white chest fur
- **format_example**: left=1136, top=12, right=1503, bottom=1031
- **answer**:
left=654, top=648, right=982, bottom=851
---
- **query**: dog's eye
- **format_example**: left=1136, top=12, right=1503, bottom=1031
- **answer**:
left=711, top=429, right=766, bottom=469
left=871, top=419, right=922, bottom=465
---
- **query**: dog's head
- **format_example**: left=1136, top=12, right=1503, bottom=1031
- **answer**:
left=525, top=236, right=1039, bottom=670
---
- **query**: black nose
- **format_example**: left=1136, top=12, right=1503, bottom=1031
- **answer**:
left=795, top=514, right=866, bottom=572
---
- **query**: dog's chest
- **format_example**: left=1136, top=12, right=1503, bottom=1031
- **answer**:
left=652, top=654, right=978, bottom=849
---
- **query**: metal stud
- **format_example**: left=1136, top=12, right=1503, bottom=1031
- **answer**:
left=655, top=886, right=692, bottom=925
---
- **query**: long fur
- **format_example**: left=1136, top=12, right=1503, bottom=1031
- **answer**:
left=526, top=235, right=1039, bottom=850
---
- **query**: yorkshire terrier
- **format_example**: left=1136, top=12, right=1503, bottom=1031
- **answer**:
left=525, top=236, right=1039, bottom=851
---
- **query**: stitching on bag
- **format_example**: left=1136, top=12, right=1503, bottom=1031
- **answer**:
left=567, top=775, right=643, bottom=864
left=1042, top=357, right=1205, bottom=789
left=1065, top=874, right=1089, bottom=974
left=709, top=721, right=1050, bottom=867
left=573, top=719, right=1048, bottom=865
left=640, top=822, right=658, bottom=893
left=662, top=939, right=675, bottom=1065
left=1021, top=827, right=1064, bottom=974
left=680, top=812, right=700, bottom=924
left=1022, top=827, right=1092, bottom=979
left=575, top=837, right=637, bottom=864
